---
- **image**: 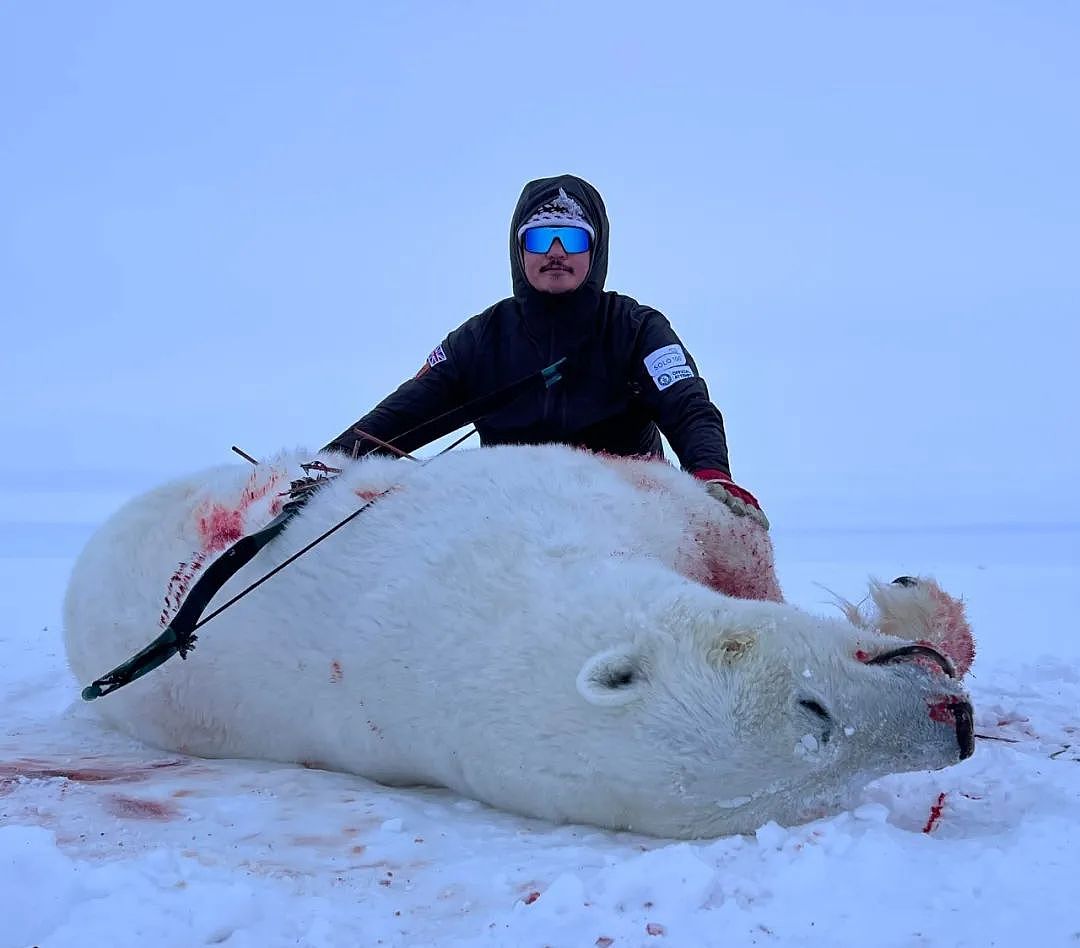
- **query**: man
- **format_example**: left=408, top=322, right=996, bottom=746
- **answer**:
left=322, top=174, right=768, bottom=528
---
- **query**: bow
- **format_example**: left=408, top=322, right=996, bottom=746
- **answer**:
left=82, top=358, right=568, bottom=700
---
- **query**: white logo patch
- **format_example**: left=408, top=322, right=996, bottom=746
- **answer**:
left=644, top=345, right=694, bottom=390
left=653, top=365, right=695, bottom=391
left=427, top=345, right=447, bottom=368
left=644, top=344, right=688, bottom=377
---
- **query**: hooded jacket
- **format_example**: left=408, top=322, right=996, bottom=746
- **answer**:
left=324, top=174, right=731, bottom=476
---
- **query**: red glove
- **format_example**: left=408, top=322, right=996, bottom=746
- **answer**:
left=694, top=470, right=770, bottom=531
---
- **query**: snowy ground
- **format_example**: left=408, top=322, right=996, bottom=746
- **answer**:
left=2, top=516, right=1078, bottom=947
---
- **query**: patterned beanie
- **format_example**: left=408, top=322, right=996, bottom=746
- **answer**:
left=515, top=187, right=595, bottom=240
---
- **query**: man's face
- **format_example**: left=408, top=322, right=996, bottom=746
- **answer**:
left=522, top=237, right=590, bottom=294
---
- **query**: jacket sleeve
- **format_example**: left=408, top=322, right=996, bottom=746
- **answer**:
left=322, top=327, right=472, bottom=458
left=630, top=309, right=732, bottom=476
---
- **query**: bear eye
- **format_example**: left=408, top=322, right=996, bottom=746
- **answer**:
left=798, top=698, right=831, bottom=721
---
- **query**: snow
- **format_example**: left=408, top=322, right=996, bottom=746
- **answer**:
left=2, top=521, right=1079, bottom=947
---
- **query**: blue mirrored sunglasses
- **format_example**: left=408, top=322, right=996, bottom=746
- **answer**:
left=521, top=225, right=591, bottom=254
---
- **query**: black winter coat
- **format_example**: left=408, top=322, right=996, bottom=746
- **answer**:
left=324, top=174, right=731, bottom=477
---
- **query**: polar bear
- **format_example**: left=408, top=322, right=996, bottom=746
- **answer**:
left=64, top=445, right=974, bottom=838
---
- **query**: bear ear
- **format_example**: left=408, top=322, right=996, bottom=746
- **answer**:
left=706, top=631, right=757, bottom=668
left=577, top=645, right=649, bottom=707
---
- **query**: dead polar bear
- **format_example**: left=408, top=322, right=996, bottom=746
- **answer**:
left=64, top=443, right=974, bottom=839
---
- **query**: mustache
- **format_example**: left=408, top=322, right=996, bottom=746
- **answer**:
left=540, top=262, right=573, bottom=272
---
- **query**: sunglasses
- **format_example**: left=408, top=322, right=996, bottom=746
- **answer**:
left=521, top=226, right=591, bottom=255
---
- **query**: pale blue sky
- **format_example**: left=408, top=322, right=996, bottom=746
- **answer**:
left=2, top=2, right=1077, bottom=530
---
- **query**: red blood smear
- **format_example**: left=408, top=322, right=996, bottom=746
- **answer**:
left=239, top=471, right=279, bottom=507
left=106, top=794, right=178, bottom=821
left=687, top=523, right=783, bottom=603
left=0, top=759, right=185, bottom=789
left=632, top=471, right=672, bottom=495
left=600, top=454, right=783, bottom=603
left=198, top=504, right=244, bottom=552
left=161, top=553, right=206, bottom=626
left=162, top=470, right=284, bottom=624
left=330, top=661, right=344, bottom=683
left=855, top=650, right=871, bottom=662
left=922, top=792, right=947, bottom=833
left=927, top=583, right=976, bottom=676
left=194, top=469, right=284, bottom=556
left=928, top=699, right=957, bottom=724
left=523, top=891, right=541, bottom=905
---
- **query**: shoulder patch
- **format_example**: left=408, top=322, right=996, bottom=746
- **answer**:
left=416, top=344, right=447, bottom=378
left=644, top=345, right=694, bottom=390
left=652, top=366, right=695, bottom=391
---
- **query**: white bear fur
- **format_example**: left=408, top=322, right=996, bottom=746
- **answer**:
left=64, top=445, right=971, bottom=838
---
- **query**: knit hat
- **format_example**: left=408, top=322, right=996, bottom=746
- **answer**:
left=515, top=187, right=596, bottom=241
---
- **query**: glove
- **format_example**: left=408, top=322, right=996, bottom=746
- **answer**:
left=696, top=470, right=770, bottom=531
